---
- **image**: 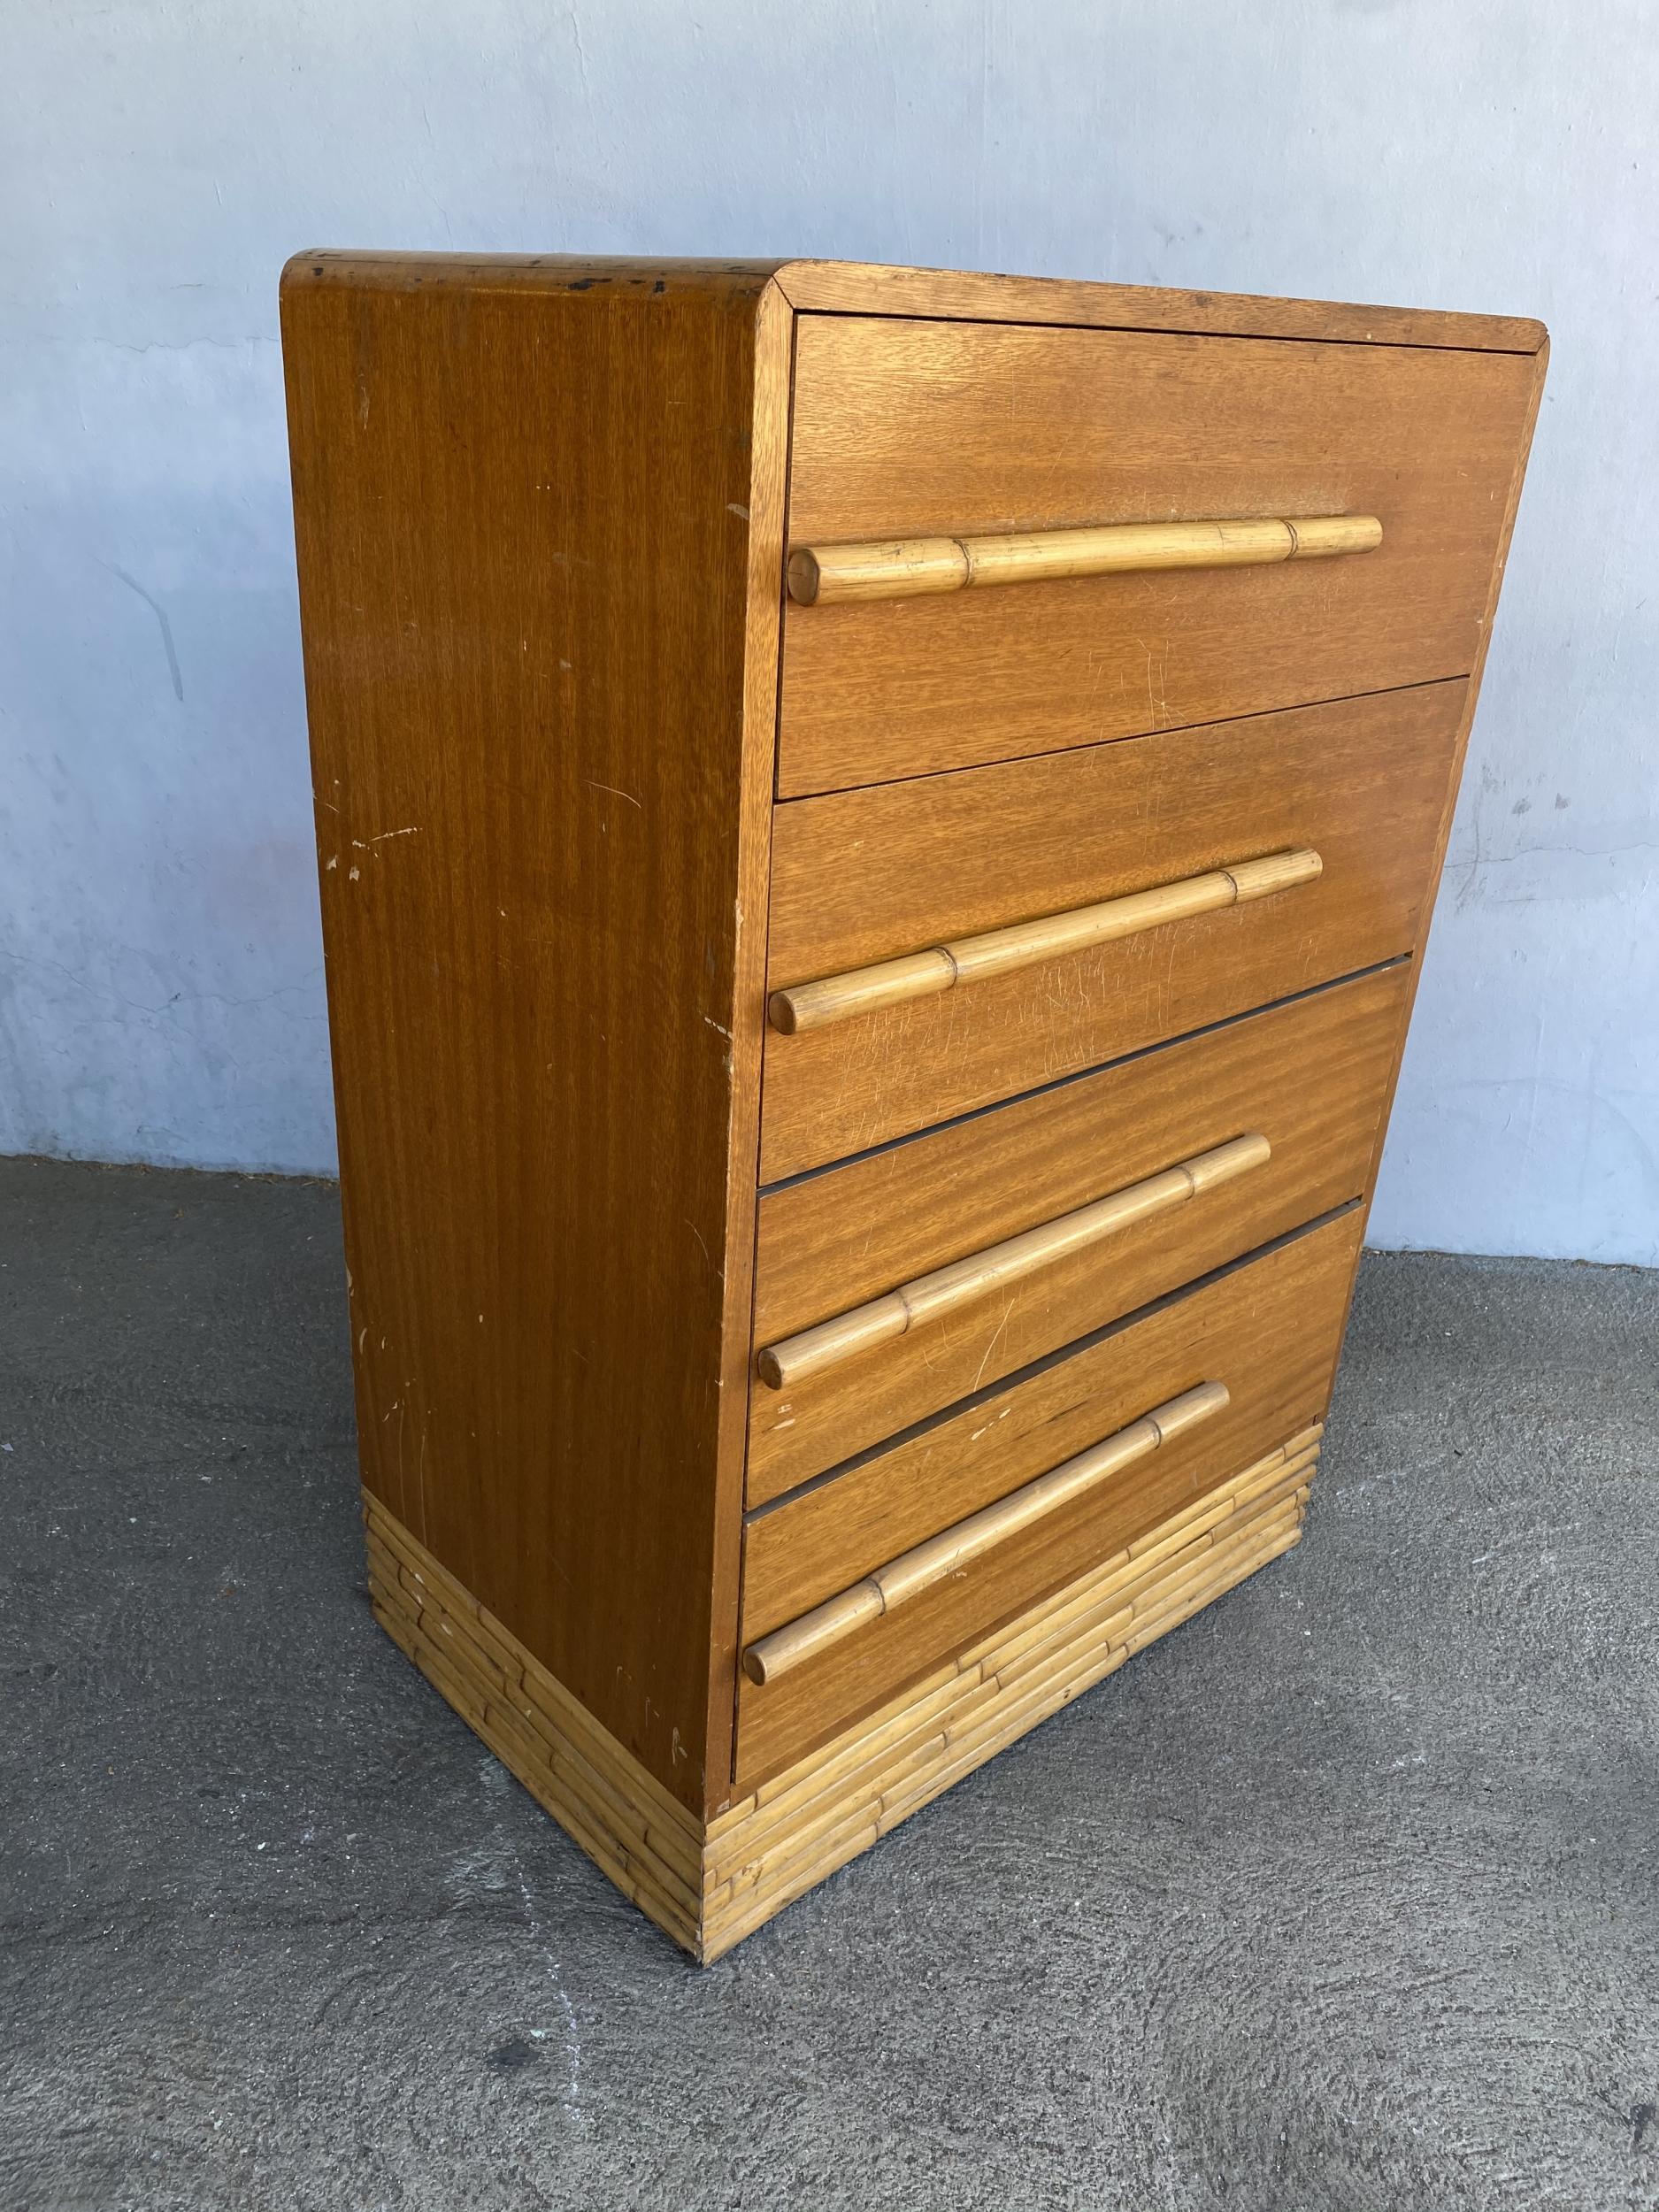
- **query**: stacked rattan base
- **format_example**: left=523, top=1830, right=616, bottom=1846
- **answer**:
left=365, top=1422, right=1320, bottom=1962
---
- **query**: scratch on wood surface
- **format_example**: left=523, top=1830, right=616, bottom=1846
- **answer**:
left=1133, top=635, right=1171, bottom=730
left=588, top=780, right=641, bottom=809
left=969, top=1404, right=1014, bottom=1443
left=686, top=1218, right=723, bottom=1283
left=972, top=1296, right=1016, bottom=1391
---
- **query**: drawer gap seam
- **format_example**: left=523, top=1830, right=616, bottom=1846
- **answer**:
left=784, top=304, right=1547, bottom=360
left=775, top=672, right=1471, bottom=805
left=743, top=1197, right=1363, bottom=1524
left=756, top=956, right=1410, bottom=1196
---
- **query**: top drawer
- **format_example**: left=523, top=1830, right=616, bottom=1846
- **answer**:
left=779, top=315, right=1538, bottom=795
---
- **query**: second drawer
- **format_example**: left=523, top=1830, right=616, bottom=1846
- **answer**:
left=762, top=680, right=1462, bottom=1179
left=748, top=963, right=1406, bottom=1503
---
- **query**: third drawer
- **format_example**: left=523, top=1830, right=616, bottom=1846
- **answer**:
left=748, top=962, right=1406, bottom=1504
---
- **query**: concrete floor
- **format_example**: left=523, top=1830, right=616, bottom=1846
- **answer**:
left=1, top=1156, right=1655, bottom=2212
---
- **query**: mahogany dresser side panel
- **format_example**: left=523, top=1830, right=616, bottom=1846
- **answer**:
left=280, top=255, right=789, bottom=1811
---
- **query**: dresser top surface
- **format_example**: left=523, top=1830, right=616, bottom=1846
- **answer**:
left=280, top=250, right=1547, bottom=357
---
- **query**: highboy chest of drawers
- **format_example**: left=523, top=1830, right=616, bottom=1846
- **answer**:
left=281, top=255, right=1545, bottom=1960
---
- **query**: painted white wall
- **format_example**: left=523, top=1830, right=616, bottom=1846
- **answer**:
left=3, top=1, right=1655, bottom=1260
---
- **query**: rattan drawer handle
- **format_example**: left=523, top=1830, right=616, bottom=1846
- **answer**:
left=768, top=849, right=1322, bottom=1037
left=757, top=1132, right=1269, bottom=1392
left=742, top=1379, right=1230, bottom=1685
left=787, top=514, right=1382, bottom=605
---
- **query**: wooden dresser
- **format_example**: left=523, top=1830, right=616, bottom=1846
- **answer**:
left=280, top=255, right=1545, bottom=1960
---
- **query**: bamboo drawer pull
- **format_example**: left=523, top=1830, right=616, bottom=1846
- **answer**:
left=742, top=1379, right=1231, bottom=1684
left=768, top=849, right=1323, bottom=1036
left=786, top=514, right=1383, bottom=605
left=757, top=1132, right=1270, bottom=1391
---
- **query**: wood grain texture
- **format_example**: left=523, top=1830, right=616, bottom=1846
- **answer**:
left=743, top=1380, right=1230, bottom=1683
left=280, top=256, right=788, bottom=1813
left=778, top=316, right=1538, bottom=793
left=748, top=965, right=1406, bottom=1503
left=755, top=1135, right=1269, bottom=1393
left=736, top=1210, right=1363, bottom=1785
left=762, top=684, right=1463, bottom=1179
left=771, top=259, right=1547, bottom=353
left=288, top=250, right=790, bottom=299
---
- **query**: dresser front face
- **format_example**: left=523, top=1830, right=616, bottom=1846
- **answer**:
left=736, top=290, right=1545, bottom=1793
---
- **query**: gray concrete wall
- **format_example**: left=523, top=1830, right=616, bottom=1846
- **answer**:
left=3, top=1, right=1655, bottom=1260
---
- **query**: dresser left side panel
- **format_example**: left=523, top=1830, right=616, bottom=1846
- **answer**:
left=280, top=258, right=789, bottom=1813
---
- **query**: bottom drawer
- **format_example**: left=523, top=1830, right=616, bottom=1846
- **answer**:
left=734, top=1208, right=1363, bottom=1786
